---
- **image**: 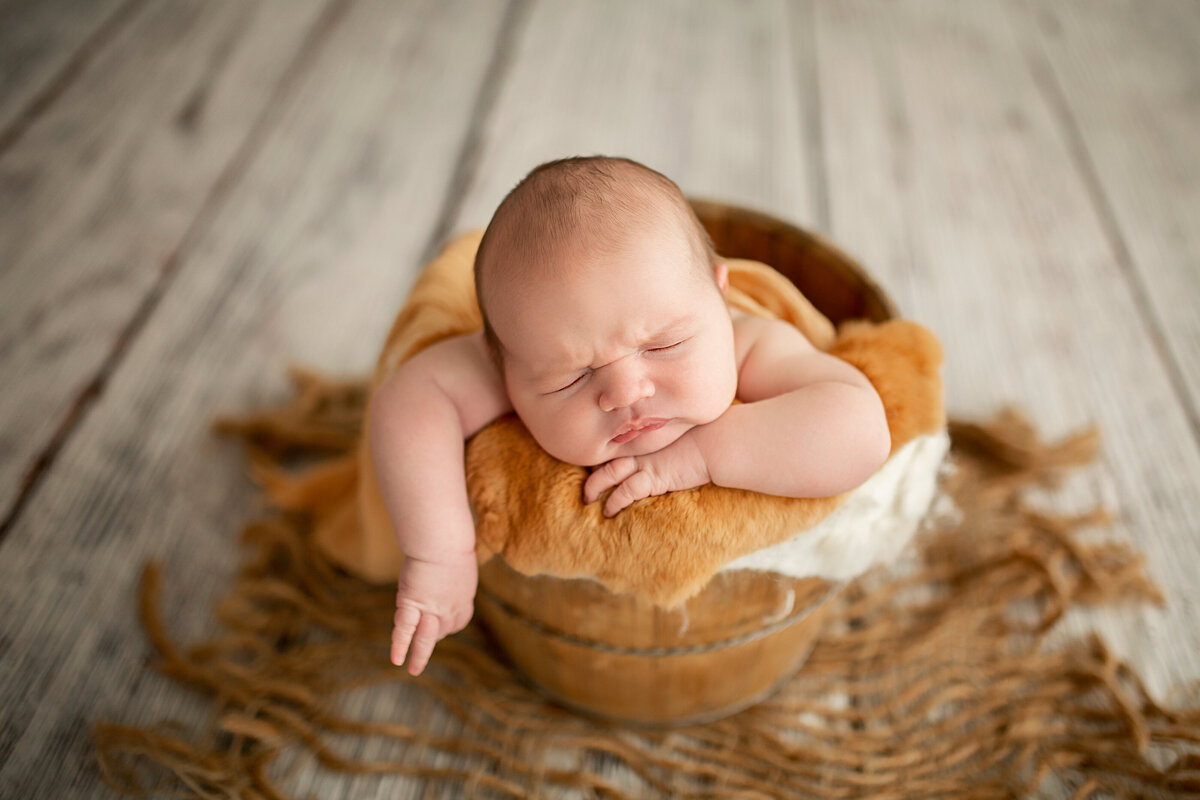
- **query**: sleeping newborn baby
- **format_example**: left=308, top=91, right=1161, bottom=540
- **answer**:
left=369, top=156, right=891, bottom=675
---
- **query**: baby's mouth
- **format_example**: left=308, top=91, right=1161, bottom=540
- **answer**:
left=611, top=418, right=668, bottom=444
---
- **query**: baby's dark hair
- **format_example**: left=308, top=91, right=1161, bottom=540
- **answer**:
left=473, top=156, right=718, bottom=357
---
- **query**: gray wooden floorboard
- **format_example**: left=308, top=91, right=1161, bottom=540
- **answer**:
left=1024, top=0, right=1200, bottom=435
left=1021, top=0, right=1200, bottom=704
left=0, top=0, right=508, bottom=797
left=0, top=0, right=328, bottom=526
left=452, top=0, right=817, bottom=232
left=0, top=0, right=133, bottom=138
left=816, top=0, right=1200, bottom=700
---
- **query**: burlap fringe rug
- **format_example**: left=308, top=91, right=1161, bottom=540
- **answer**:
left=94, top=369, right=1200, bottom=798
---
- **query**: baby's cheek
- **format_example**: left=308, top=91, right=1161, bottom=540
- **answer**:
left=526, top=412, right=602, bottom=467
left=511, top=399, right=557, bottom=450
left=691, top=369, right=736, bottom=422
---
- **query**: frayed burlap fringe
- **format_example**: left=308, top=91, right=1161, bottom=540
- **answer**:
left=95, top=374, right=1200, bottom=799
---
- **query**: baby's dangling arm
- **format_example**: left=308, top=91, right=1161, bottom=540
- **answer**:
left=368, top=332, right=511, bottom=675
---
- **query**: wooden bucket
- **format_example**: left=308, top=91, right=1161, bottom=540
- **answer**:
left=474, top=201, right=897, bottom=725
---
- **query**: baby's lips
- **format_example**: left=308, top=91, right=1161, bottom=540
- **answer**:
left=611, top=418, right=667, bottom=444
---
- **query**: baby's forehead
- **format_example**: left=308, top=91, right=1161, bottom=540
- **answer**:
left=495, top=277, right=716, bottom=379
left=489, top=210, right=702, bottom=283
left=486, top=254, right=708, bottom=343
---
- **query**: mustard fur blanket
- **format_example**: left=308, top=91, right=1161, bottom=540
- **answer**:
left=275, top=231, right=944, bottom=608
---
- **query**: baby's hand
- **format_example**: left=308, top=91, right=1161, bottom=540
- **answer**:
left=391, top=551, right=477, bottom=676
left=583, top=433, right=711, bottom=517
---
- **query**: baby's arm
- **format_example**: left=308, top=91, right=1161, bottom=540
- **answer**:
left=368, top=331, right=511, bottom=675
left=586, top=317, right=890, bottom=516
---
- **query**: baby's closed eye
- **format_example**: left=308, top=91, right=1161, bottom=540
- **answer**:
left=546, top=371, right=590, bottom=395
left=645, top=339, right=685, bottom=354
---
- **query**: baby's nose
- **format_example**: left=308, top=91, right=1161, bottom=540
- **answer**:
left=597, top=362, right=654, bottom=412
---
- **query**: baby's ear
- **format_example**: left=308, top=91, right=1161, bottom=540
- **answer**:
left=715, top=262, right=729, bottom=294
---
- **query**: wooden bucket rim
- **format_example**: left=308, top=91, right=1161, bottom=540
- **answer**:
left=687, top=196, right=899, bottom=322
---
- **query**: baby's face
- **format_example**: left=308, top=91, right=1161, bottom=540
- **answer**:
left=486, top=221, right=737, bottom=467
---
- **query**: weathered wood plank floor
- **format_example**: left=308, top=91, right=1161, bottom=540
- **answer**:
left=1, top=1, right=1196, bottom=797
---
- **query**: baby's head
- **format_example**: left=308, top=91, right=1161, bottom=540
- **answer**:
left=474, top=156, right=738, bottom=467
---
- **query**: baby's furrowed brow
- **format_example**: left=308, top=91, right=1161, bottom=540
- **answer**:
left=655, top=314, right=693, bottom=335
left=646, top=319, right=692, bottom=346
left=528, top=318, right=693, bottom=380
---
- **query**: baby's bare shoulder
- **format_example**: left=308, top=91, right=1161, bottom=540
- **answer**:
left=730, top=311, right=815, bottom=370
left=421, top=331, right=503, bottom=388
left=383, top=331, right=512, bottom=434
left=406, top=330, right=493, bottom=372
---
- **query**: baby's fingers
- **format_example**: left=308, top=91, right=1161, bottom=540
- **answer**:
left=391, top=604, right=421, bottom=667
left=405, top=614, right=440, bottom=676
left=604, top=469, right=659, bottom=517
left=583, top=457, right=639, bottom=505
